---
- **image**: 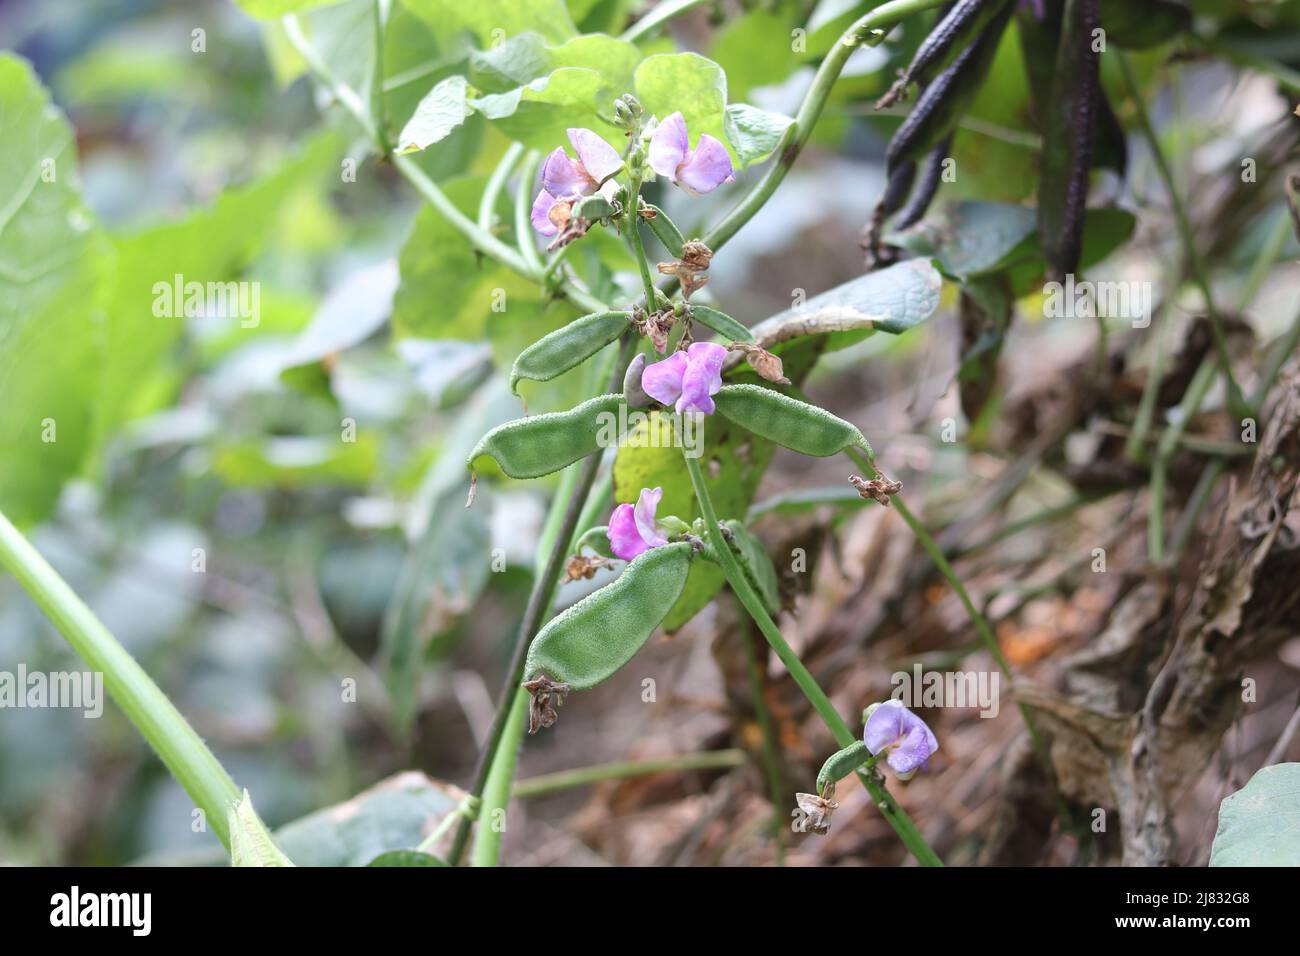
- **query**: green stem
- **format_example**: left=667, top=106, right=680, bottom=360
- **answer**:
left=0, top=511, right=241, bottom=848
left=1117, top=51, right=1249, bottom=420
left=513, top=749, right=747, bottom=798
left=514, top=150, right=546, bottom=275
left=620, top=0, right=710, bottom=43
left=471, top=687, right=529, bottom=866
left=479, top=142, right=525, bottom=231
left=682, top=451, right=942, bottom=866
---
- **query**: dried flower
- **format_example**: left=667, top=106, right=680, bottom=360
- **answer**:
left=657, top=239, right=713, bottom=298
left=849, top=472, right=903, bottom=506
left=563, top=553, right=615, bottom=582
left=792, top=791, right=839, bottom=835
left=523, top=673, right=571, bottom=734
left=728, top=342, right=790, bottom=385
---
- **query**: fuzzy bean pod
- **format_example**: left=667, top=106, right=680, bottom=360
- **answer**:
left=1038, top=0, right=1100, bottom=282
left=640, top=203, right=686, bottom=257
left=816, top=740, right=872, bottom=795
left=524, top=541, right=694, bottom=690
left=509, top=312, right=630, bottom=394
left=893, top=134, right=953, bottom=229
left=467, top=393, right=625, bottom=481
left=877, top=0, right=1010, bottom=109
left=712, top=384, right=872, bottom=460
left=689, top=304, right=755, bottom=343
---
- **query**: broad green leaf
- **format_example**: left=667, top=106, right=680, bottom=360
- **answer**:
left=635, top=53, right=732, bottom=162
left=397, top=75, right=475, bottom=153
left=723, top=103, right=794, bottom=167
left=228, top=790, right=296, bottom=867
left=896, top=201, right=1037, bottom=279
left=471, top=68, right=613, bottom=151
left=1210, top=763, right=1300, bottom=866
left=273, top=771, right=466, bottom=866
left=745, top=258, right=945, bottom=353
left=402, top=0, right=578, bottom=45
left=470, top=32, right=640, bottom=97
left=235, top=0, right=340, bottom=18
left=0, top=54, right=106, bottom=525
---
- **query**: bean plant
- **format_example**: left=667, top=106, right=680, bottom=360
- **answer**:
left=1, top=0, right=1298, bottom=869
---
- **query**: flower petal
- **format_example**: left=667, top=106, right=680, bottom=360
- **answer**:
left=641, top=350, right=688, bottom=407
left=530, top=189, right=559, bottom=236
left=675, top=134, right=736, bottom=195
left=864, top=699, right=907, bottom=755
left=633, top=486, right=668, bottom=548
left=541, top=146, right=592, bottom=199
left=607, top=503, right=650, bottom=561
left=568, top=128, right=622, bottom=184
left=648, top=112, right=689, bottom=180
left=677, top=341, right=726, bottom=415
left=865, top=700, right=938, bottom=775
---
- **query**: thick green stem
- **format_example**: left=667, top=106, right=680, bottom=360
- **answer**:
left=471, top=687, right=529, bottom=866
left=682, top=452, right=942, bottom=866
left=0, top=511, right=241, bottom=848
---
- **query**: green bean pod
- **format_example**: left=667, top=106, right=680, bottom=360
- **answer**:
left=816, top=740, right=872, bottom=795
left=524, top=541, right=694, bottom=690
left=712, top=384, right=872, bottom=460
left=572, top=525, right=613, bottom=558
left=689, top=304, right=755, bottom=343
left=884, top=2, right=1013, bottom=175
left=640, top=203, right=685, bottom=257
left=893, top=133, right=952, bottom=229
left=509, top=311, right=629, bottom=394
left=1038, top=0, right=1100, bottom=282
left=877, top=0, right=1011, bottom=109
left=467, top=393, right=625, bottom=481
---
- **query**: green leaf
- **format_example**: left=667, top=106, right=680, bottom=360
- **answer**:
left=397, top=75, right=475, bottom=154
left=273, top=772, right=466, bottom=866
left=471, top=68, right=614, bottom=151
left=0, top=54, right=106, bottom=526
left=745, top=258, right=944, bottom=353
left=402, top=0, right=578, bottom=45
left=470, top=32, right=641, bottom=97
left=895, top=201, right=1037, bottom=279
left=1210, top=763, right=1300, bottom=866
left=1098, top=0, right=1191, bottom=50
left=723, top=103, right=794, bottom=167
left=228, top=790, right=296, bottom=867
left=635, top=53, right=731, bottom=162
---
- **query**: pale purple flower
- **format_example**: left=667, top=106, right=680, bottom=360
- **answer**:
left=640, top=342, right=726, bottom=415
left=648, top=112, right=735, bottom=195
left=864, top=700, right=938, bottom=776
left=607, top=486, right=669, bottom=561
left=531, top=128, right=624, bottom=236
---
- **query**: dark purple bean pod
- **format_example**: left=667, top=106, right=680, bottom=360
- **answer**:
left=876, top=0, right=1010, bottom=110
left=893, top=133, right=953, bottom=230
left=1037, top=0, right=1101, bottom=282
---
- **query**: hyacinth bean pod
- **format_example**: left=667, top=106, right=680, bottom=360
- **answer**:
left=524, top=541, right=694, bottom=690
left=877, top=0, right=1011, bottom=109
left=816, top=740, right=872, bottom=795
left=893, top=133, right=952, bottom=230
left=508, top=311, right=630, bottom=394
left=688, top=304, right=756, bottom=343
left=1038, top=0, right=1100, bottom=282
left=712, top=384, right=872, bottom=460
left=466, top=393, right=625, bottom=482
left=640, top=202, right=686, bottom=257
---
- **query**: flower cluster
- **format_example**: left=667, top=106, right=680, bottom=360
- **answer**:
left=531, top=113, right=734, bottom=238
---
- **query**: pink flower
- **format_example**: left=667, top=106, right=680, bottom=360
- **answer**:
left=641, top=341, right=727, bottom=415
left=864, top=700, right=938, bottom=776
left=648, top=112, right=735, bottom=195
left=607, top=486, right=669, bottom=561
left=531, top=128, right=624, bottom=236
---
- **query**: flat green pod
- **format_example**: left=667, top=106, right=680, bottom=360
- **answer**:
left=690, top=304, right=755, bottom=343
left=509, top=311, right=629, bottom=394
left=712, top=384, right=872, bottom=460
left=466, top=393, right=625, bottom=481
left=524, top=541, right=694, bottom=690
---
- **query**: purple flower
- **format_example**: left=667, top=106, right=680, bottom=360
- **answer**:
left=607, top=486, right=669, bottom=561
left=531, top=128, right=624, bottom=236
left=648, top=112, right=735, bottom=195
left=640, top=342, right=726, bottom=415
left=864, top=700, right=938, bottom=776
